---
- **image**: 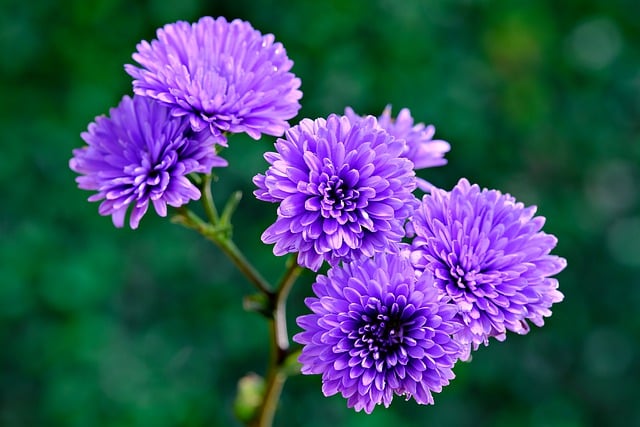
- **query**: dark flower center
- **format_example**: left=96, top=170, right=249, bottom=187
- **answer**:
left=318, top=174, right=359, bottom=218
left=146, top=169, right=161, bottom=183
left=351, top=298, right=405, bottom=363
left=450, top=265, right=479, bottom=290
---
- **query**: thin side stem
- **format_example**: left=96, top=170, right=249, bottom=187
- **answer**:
left=173, top=208, right=273, bottom=295
left=216, top=237, right=274, bottom=296
left=273, top=259, right=303, bottom=353
left=201, top=173, right=219, bottom=224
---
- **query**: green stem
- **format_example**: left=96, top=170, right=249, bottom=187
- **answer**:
left=251, top=258, right=303, bottom=427
left=173, top=208, right=272, bottom=295
left=272, top=259, right=303, bottom=352
left=201, top=173, right=219, bottom=224
left=216, top=238, right=273, bottom=296
left=175, top=174, right=304, bottom=427
left=253, top=369, right=286, bottom=427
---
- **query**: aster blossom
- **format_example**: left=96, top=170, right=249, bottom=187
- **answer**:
left=125, top=16, right=302, bottom=142
left=410, top=178, right=566, bottom=355
left=294, top=251, right=463, bottom=413
left=253, top=114, right=417, bottom=271
left=345, top=105, right=450, bottom=191
left=70, top=95, right=227, bottom=229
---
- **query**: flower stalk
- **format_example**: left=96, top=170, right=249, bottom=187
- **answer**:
left=173, top=178, right=303, bottom=427
left=251, top=258, right=302, bottom=427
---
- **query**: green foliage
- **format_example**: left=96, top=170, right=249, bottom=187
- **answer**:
left=1, top=0, right=639, bottom=426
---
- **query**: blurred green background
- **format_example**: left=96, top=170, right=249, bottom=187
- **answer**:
left=1, top=0, right=638, bottom=426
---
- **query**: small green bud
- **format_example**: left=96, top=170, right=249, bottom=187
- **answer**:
left=233, top=373, right=266, bottom=423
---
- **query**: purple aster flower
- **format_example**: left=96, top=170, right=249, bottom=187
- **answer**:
left=253, top=114, right=417, bottom=271
left=294, top=251, right=463, bottom=413
left=410, top=178, right=566, bottom=356
left=345, top=105, right=450, bottom=191
left=125, top=16, right=302, bottom=141
left=70, top=95, right=227, bottom=229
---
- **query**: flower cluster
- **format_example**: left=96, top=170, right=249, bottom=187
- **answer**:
left=71, top=16, right=301, bottom=228
left=70, top=15, right=567, bottom=416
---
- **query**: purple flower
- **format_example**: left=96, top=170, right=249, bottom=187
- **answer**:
left=70, top=95, right=227, bottom=229
left=294, top=252, right=463, bottom=413
left=125, top=16, right=302, bottom=142
left=253, top=114, right=417, bottom=271
left=345, top=105, right=450, bottom=191
left=410, top=178, right=566, bottom=355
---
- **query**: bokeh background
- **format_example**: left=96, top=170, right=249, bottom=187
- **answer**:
left=1, top=0, right=639, bottom=426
